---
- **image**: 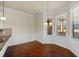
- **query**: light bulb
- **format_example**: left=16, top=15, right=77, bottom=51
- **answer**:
left=0, top=17, right=7, bottom=20
left=49, top=22, right=52, bottom=26
left=44, top=22, right=48, bottom=25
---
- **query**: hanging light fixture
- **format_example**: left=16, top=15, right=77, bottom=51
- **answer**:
left=44, top=1, right=48, bottom=26
left=44, top=1, right=52, bottom=26
left=47, top=17, right=52, bottom=26
left=0, top=0, right=7, bottom=29
left=0, top=1, right=6, bottom=20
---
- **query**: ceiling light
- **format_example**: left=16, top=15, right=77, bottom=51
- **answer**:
left=0, top=1, right=6, bottom=29
left=0, top=1, right=7, bottom=20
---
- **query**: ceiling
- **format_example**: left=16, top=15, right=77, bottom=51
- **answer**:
left=0, top=1, right=70, bottom=15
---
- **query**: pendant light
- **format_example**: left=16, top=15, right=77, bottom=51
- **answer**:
left=44, top=1, right=48, bottom=26
left=0, top=0, right=6, bottom=29
left=44, top=1, right=52, bottom=26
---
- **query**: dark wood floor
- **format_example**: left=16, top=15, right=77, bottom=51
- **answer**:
left=4, top=40, right=76, bottom=57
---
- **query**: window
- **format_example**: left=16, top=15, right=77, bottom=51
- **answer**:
left=72, top=6, right=79, bottom=39
left=57, top=14, right=66, bottom=36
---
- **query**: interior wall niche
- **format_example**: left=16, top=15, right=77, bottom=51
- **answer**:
left=47, top=17, right=52, bottom=35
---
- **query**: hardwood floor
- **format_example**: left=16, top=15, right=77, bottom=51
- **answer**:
left=4, top=41, right=76, bottom=57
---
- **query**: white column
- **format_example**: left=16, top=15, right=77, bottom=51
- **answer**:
left=68, top=9, right=73, bottom=38
left=52, top=11, right=55, bottom=36
left=54, top=15, right=57, bottom=36
left=43, top=11, right=47, bottom=40
left=66, top=10, right=69, bottom=38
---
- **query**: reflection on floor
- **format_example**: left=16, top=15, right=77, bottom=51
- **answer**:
left=4, top=40, right=76, bottom=57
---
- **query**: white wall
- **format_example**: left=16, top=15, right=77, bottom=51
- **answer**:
left=0, top=7, right=36, bottom=56
left=35, top=2, right=79, bottom=57
left=0, top=7, right=36, bottom=46
left=0, top=1, right=79, bottom=57
left=35, top=12, right=44, bottom=42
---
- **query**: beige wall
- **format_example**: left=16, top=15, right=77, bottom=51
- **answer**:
left=35, top=12, right=44, bottom=41
left=0, top=8, right=35, bottom=35
left=35, top=2, right=79, bottom=56
left=0, top=2, right=79, bottom=56
left=0, top=7, right=36, bottom=46
left=0, top=7, right=37, bottom=56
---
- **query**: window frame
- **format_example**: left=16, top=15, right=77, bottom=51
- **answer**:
left=56, top=13, right=67, bottom=37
